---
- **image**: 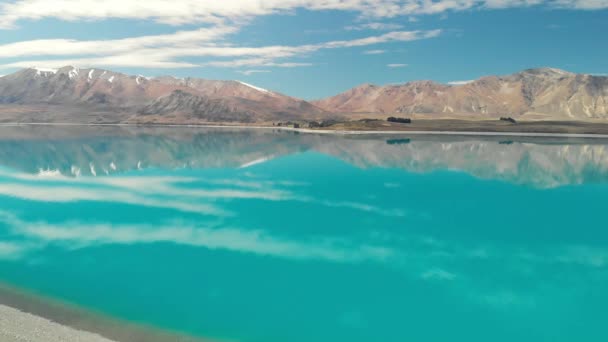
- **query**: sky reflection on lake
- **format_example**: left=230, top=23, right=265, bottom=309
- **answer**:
left=0, top=126, right=607, bottom=342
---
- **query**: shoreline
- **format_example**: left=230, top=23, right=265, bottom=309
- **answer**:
left=0, top=282, right=204, bottom=342
left=1, top=121, right=608, bottom=139
left=0, top=304, right=116, bottom=342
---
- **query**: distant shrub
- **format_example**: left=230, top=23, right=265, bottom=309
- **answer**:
left=387, top=117, right=412, bottom=124
left=275, top=121, right=300, bottom=128
left=319, top=119, right=340, bottom=127
left=500, top=117, right=517, bottom=124
left=308, top=121, right=321, bottom=128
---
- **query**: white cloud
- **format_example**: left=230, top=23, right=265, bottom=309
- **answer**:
left=387, top=63, right=408, bottom=67
left=203, top=59, right=314, bottom=68
left=0, top=0, right=603, bottom=72
left=0, top=1, right=479, bottom=29
left=2, top=1, right=606, bottom=30
left=0, top=0, right=389, bottom=28
left=483, top=0, right=543, bottom=8
left=345, top=22, right=404, bottom=31
left=363, top=49, right=386, bottom=55
left=0, top=26, right=237, bottom=58
left=0, top=29, right=441, bottom=69
left=9, top=1, right=602, bottom=73
left=319, top=30, right=440, bottom=48
left=238, top=69, right=271, bottom=76
left=557, top=0, right=608, bottom=9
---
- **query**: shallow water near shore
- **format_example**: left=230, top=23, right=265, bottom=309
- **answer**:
left=0, top=126, right=608, bottom=342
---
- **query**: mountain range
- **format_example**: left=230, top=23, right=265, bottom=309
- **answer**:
left=0, top=66, right=326, bottom=124
left=0, top=66, right=607, bottom=123
left=313, top=68, right=608, bottom=120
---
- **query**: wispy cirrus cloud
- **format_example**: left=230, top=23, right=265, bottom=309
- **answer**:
left=0, top=0, right=605, bottom=74
left=1, top=0, right=606, bottom=29
left=345, top=22, right=404, bottom=31
left=0, top=26, right=238, bottom=58
left=0, top=29, right=441, bottom=69
left=363, top=49, right=387, bottom=55
left=387, top=63, right=408, bottom=68
left=203, top=59, right=314, bottom=68
left=238, top=69, right=271, bottom=76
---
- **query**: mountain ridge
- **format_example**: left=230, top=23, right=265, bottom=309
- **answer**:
left=0, top=66, right=328, bottom=123
left=313, top=67, right=608, bottom=120
left=0, top=66, right=607, bottom=123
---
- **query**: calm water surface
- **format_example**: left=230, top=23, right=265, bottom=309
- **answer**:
left=0, top=126, right=607, bottom=342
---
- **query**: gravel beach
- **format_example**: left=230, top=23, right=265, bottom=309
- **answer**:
left=0, top=304, right=117, bottom=342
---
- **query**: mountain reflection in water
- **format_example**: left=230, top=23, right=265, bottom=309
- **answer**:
left=0, top=125, right=607, bottom=188
left=1, top=125, right=608, bottom=342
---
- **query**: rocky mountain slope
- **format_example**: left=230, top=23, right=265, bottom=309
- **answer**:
left=0, top=66, right=327, bottom=123
left=1, top=66, right=607, bottom=123
left=313, top=68, right=608, bottom=120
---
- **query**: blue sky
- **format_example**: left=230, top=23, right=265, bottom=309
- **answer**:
left=0, top=0, right=606, bottom=99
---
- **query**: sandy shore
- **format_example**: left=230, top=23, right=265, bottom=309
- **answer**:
left=0, top=304, right=117, bottom=342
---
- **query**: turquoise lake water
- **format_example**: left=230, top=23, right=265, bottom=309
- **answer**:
left=0, top=126, right=607, bottom=341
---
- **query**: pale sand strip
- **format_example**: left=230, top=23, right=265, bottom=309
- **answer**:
left=280, top=128, right=608, bottom=138
left=1, top=122, right=608, bottom=139
left=0, top=304, right=117, bottom=342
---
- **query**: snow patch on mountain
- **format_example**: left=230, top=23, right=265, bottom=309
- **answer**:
left=237, top=81, right=271, bottom=94
left=447, top=80, right=474, bottom=86
left=68, top=67, right=79, bottom=79
left=33, top=67, right=58, bottom=76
